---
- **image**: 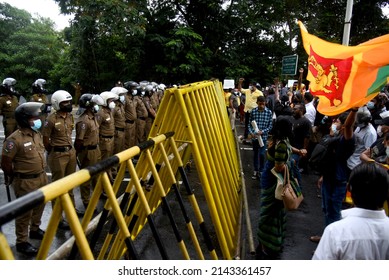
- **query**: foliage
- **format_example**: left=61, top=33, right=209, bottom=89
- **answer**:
left=0, top=3, right=63, bottom=97
left=1, top=0, right=389, bottom=95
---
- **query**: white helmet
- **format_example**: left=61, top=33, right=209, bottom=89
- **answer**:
left=100, top=91, right=118, bottom=106
left=111, top=86, right=128, bottom=96
left=158, top=83, right=166, bottom=90
left=51, top=90, right=72, bottom=111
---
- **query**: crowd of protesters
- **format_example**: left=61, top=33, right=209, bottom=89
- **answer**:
left=225, top=73, right=389, bottom=260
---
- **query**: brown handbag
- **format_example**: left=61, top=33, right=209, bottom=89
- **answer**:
left=282, top=165, right=304, bottom=210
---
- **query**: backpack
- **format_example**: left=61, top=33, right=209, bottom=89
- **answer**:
left=308, top=134, right=340, bottom=173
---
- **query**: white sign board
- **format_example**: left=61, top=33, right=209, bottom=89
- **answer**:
left=287, top=79, right=297, bottom=88
left=223, top=79, right=235, bottom=89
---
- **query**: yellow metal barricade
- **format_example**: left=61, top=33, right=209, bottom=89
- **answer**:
left=0, top=79, right=249, bottom=260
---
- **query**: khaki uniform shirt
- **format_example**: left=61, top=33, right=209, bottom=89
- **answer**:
left=75, top=111, right=99, bottom=146
left=30, top=94, right=48, bottom=104
left=42, top=112, right=74, bottom=147
left=135, top=96, right=148, bottom=118
left=2, top=128, right=46, bottom=174
left=113, top=101, right=125, bottom=129
left=0, top=95, right=19, bottom=118
left=96, top=107, right=115, bottom=137
left=150, top=94, right=159, bottom=112
left=124, top=95, right=137, bottom=121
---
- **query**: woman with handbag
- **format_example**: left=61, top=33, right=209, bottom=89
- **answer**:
left=256, top=115, right=306, bottom=259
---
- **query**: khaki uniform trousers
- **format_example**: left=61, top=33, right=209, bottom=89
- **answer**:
left=145, top=117, right=154, bottom=140
left=136, top=119, right=146, bottom=144
left=78, top=148, right=101, bottom=206
left=13, top=172, right=48, bottom=244
left=48, top=149, right=77, bottom=206
left=124, top=121, right=137, bottom=149
left=112, top=130, right=125, bottom=176
left=99, top=137, right=114, bottom=180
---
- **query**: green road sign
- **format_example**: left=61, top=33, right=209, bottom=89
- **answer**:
left=282, top=55, right=298, bottom=75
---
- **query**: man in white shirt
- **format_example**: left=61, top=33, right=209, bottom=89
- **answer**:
left=313, top=162, right=389, bottom=260
left=303, top=91, right=316, bottom=126
left=347, top=107, right=377, bottom=170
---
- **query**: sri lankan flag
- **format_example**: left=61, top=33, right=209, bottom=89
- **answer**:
left=298, top=21, right=389, bottom=116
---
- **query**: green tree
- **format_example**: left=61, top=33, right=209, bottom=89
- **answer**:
left=0, top=3, right=63, bottom=96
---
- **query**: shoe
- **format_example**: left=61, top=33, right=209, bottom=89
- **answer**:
left=29, top=228, right=45, bottom=240
left=252, top=171, right=259, bottom=180
left=16, top=242, right=38, bottom=256
left=309, top=235, right=321, bottom=243
left=58, top=220, right=70, bottom=230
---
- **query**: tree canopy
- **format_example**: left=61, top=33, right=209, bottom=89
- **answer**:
left=1, top=0, right=388, bottom=96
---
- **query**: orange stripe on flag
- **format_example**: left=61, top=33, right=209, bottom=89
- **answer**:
left=298, top=21, right=389, bottom=116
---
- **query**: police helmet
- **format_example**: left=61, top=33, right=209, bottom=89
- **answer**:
left=32, top=79, right=47, bottom=94
left=135, top=86, right=145, bottom=96
left=111, top=86, right=128, bottom=96
left=79, top=93, right=104, bottom=108
left=15, top=102, right=45, bottom=128
left=51, top=90, right=73, bottom=111
left=123, top=81, right=139, bottom=90
left=100, top=91, right=118, bottom=106
left=1, top=77, right=18, bottom=95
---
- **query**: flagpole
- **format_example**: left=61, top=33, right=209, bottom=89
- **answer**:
left=342, top=0, right=354, bottom=46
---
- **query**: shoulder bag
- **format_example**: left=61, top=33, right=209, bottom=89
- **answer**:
left=282, top=165, right=304, bottom=210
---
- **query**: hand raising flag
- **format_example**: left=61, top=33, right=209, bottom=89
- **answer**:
left=298, top=21, right=389, bottom=116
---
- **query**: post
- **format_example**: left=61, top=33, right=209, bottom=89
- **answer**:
left=342, top=0, right=354, bottom=46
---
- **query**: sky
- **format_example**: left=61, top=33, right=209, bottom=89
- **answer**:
left=2, top=0, right=72, bottom=30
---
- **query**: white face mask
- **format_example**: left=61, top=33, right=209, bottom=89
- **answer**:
left=132, top=90, right=137, bottom=96
left=119, top=95, right=125, bottom=104
left=93, top=104, right=100, bottom=113
left=377, top=125, right=383, bottom=137
left=331, top=124, right=339, bottom=135
left=108, top=101, right=116, bottom=110
left=386, top=146, right=389, bottom=157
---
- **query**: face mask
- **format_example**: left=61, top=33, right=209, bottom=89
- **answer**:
left=386, top=147, right=389, bottom=157
left=60, top=103, right=73, bottom=113
left=132, top=90, right=137, bottom=96
left=93, top=104, right=100, bottom=113
left=377, top=125, right=383, bottom=137
left=331, top=124, right=339, bottom=135
left=367, top=101, right=375, bottom=110
left=119, top=96, right=125, bottom=104
left=249, top=86, right=253, bottom=91
left=108, top=101, right=116, bottom=110
left=31, top=119, right=42, bottom=131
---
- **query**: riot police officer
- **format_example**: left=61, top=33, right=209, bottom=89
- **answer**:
left=143, top=84, right=157, bottom=139
left=42, top=90, right=79, bottom=226
left=1, top=102, right=48, bottom=256
left=74, top=93, right=104, bottom=209
left=30, top=79, right=51, bottom=128
left=97, top=91, right=118, bottom=181
left=110, top=87, right=127, bottom=176
left=0, top=78, right=20, bottom=137
left=123, top=81, right=139, bottom=149
left=134, top=85, right=148, bottom=144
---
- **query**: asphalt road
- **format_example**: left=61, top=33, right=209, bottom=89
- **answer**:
left=0, top=116, right=325, bottom=260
